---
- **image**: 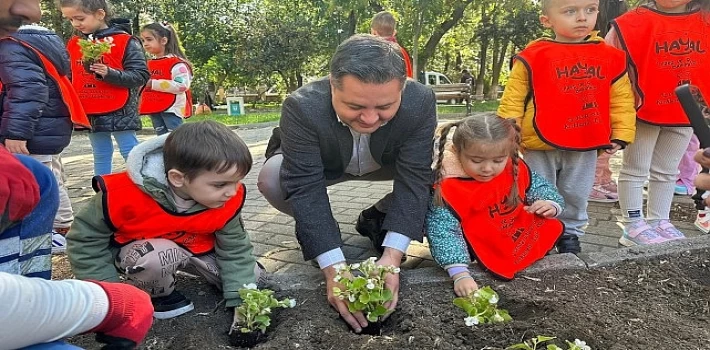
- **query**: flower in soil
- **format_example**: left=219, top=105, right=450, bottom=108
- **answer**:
left=331, top=257, right=400, bottom=323
left=504, top=336, right=592, bottom=350
left=231, top=284, right=296, bottom=334
left=453, top=286, right=511, bottom=328
left=77, top=35, right=114, bottom=62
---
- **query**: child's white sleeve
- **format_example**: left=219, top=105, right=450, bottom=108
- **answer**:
left=0, top=272, right=109, bottom=349
left=150, top=62, right=192, bottom=94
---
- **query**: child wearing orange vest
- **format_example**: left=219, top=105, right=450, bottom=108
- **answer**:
left=139, top=22, right=193, bottom=135
left=66, top=121, right=265, bottom=322
left=60, top=0, right=150, bottom=176
left=0, top=25, right=90, bottom=254
left=608, top=0, right=710, bottom=245
left=370, top=11, right=413, bottom=78
left=498, top=0, right=637, bottom=253
left=426, top=114, right=565, bottom=297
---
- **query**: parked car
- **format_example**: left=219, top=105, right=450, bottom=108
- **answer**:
left=418, top=71, right=453, bottom=86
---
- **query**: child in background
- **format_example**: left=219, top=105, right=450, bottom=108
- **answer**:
left=0, top=24, right=90, bottom=254
left=67, top=121, right=264, bottom=323
left=426, top=114, right=564, bottom=297
left=497, top=0, right=637, bottom=253
left=676, top=135, right=700, bottom=196
left=370, top=11, right=413, bottom=78
left=139, top=22, right=193, bottom=135
left=60, top=0, right=149, bottom=176
left=608, top=0, right=710, bottom=245
left=588, top=0, right=629, bottom=203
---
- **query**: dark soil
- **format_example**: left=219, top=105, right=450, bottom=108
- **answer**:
left=67, top=250, right=710, bottom=350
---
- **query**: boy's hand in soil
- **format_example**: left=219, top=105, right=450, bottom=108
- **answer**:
left=524, top=200, right=557, bottom=218
left=452, top=272, right=478, bottom=297
left=323, top=262, right=369, bottom=333
left=377, top=248, right=404, bottom=319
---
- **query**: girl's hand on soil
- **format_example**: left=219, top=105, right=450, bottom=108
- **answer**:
left=604, top=142, right=623, bottom=155
left=378, top=248, right=403, bottom=320
left=452, top=272, right=478, bottom=297
left=90, top=63, right=110, bottom=77
left=524, top=200, right=557, bottom=218
left=322, top=263, right=368, bottom=333
left=3, top=139, right=29, bottom=155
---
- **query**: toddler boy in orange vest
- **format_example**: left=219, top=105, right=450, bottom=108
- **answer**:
left=497, top=0, right=636, bottom=253
left=67, top=120, right=264, bottom=321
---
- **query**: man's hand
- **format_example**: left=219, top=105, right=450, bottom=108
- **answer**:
left=604, top=142, right=623, bottom=155
left=452, top=272, right=478, bottom=297
left=0, top=145, right=39, bottom=221
left=323, top=263, right=368, bottom=333
left=4, top=139, right=29, bottom=155
left=376, top=247, right=404, bottom=319
left=524, top=200, right=557, bottom=218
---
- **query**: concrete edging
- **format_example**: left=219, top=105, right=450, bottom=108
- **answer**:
left=267, top=234, right=710, bottom=291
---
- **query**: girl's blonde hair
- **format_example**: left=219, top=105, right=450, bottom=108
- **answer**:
left=433, top=113, right=522, bottom=207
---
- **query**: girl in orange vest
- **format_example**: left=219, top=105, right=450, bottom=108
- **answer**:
left=139, top=22, right=193, bottom=135
left=426, top=114, right=565, bottom=297
left=60, top=0, right=150, bottom=176
left=608, top=0, right=710, bottom=246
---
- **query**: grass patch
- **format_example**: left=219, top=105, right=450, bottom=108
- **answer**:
left=437, top=100, right=500, bottom=115
left=141, top=111, right=281, bottom=128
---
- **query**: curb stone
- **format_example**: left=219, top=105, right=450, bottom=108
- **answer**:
left=268, top=234, right=710, bottom=291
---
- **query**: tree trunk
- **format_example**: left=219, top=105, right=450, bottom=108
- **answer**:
left=411, top=3, right=424, bottom=80
left=475, top=4, right=489, bottom=100
left=347, top=10, right=357, bottom=37
left=418, top=0, right=475, bottom=72
left=488, top=40, right=509, bottom=100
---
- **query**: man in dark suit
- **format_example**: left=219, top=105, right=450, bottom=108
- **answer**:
left=258, top=34, right=436, bottom=332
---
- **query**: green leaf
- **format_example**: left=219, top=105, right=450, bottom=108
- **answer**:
left=366, top=313, right=378, bottom=322
left=359, top=293, right=370, bottom=304
left=382, top=289, right=393, bottom=302
left=352, top=276, right=367, bottom=289
left=505, top=344, right=534, bottom=350
left=535, top=336, right=556, bottom=342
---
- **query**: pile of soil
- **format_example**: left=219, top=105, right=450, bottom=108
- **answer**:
left=69, top=250, right=710, bottom=349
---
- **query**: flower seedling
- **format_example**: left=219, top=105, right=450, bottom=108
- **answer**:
left=78, top=35, right=114, bottom=62
left=505, top=336, right=591, bottom=350
left=229, top=283, right=296, bottom=348
left=453, top=286, right=512, bottom=327
left=331, top=257, right=400, bottom=335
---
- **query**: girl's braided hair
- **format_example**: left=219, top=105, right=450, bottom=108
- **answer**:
left=433, top=113, right=522, bottom=207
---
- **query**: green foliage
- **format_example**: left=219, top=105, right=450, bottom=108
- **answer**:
left=505, top=336, right=592, bottom=350
left=233, top=284, right=296, bottom=334
left=331, top=257, right=400, bottom=323
left=453, top=286, right=511, bottom=327
left=77, top=36, right=113, bottom=61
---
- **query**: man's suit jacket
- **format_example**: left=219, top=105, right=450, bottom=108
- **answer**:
left=273, top=77, right=437, bottom=260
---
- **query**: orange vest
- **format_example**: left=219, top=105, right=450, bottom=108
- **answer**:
left=0, top=37, right=90, bottom=129
left=439, top=160, right=564, bottom=280
left=613, top=7, right=710, bottom=126
left=138, top=56, right=193, bottom=117
left=67, top=34, right=131, bottom=115
left=93, top=172, right=246, bottom=255
left=516, top=40, right=627, bottom=150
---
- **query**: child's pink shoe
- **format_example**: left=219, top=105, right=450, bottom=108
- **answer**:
left=618, top=220, right=667, bottom=247
left=651, top=220, right=686, bottom=241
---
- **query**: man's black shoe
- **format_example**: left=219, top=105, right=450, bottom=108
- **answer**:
left=355, top=207, right=387, bottom=255
left=152, top=290, right=194, bottom=319
left=556, top=234, right=581, bottom=254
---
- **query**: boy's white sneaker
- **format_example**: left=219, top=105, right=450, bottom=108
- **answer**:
left=695, top=209, right=710, bottom=234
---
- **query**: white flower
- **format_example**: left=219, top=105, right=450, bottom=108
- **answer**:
left=492, top=313, right=504, bottom=323
left=489, top=294, right=499, bottom=304
left=464, top=316, right=479, bottom=326
left=333, top=275, right=342, bottom=282
left=393, top=267, right=401, bottom=273
left=87, top=34, right=94, bottom=40
left=368, top=257, right=377, bottom=263
left=473, top=291, right=480, bottom=299
left=333, top=263, right=346, bottom=272
left=366, top=282, right=376, bottom=290
left=243, top=283, right=257, bottom=290
left=348, top=294, right=356, bottom=302
left=574, top=339, right=591, bottom=350
left=351, top=263, right=360, bottom=269
left=338, top=295, right=345, bottom=300
left=260, top=307, right=271, bottom=314
left=288, top=299, right=297, bottom=308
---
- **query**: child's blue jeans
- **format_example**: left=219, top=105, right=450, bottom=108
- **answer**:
left=150, top=112, right=184, bottom=135
left=88, top=131, right=139, bottom=176
left=0, top=155, right=58, bottom=279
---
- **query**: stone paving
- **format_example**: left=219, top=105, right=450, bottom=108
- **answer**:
left=57, top=119, right=704, bottom=276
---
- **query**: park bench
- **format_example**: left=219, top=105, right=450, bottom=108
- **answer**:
left=431, top=82, right=472, bottom=115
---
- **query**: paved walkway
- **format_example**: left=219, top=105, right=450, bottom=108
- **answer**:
left=57, top=120, right=703, bottom=275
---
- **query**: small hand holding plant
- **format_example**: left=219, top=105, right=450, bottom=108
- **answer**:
left=453, top=286, right=511, bottom=327
left=331, top=257, right=400, bottom=335
left=229, top=283, right=296, bottom=348
left=505, top=336, right=592, bottom=350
